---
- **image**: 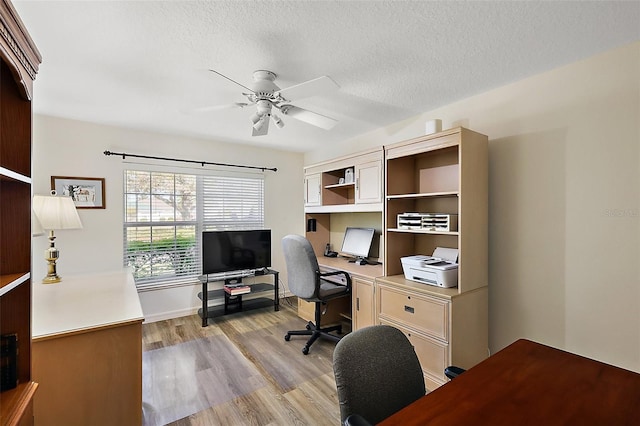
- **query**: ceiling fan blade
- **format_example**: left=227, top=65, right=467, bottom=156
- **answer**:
left=277, top=76, right=339, bottom=102
left=252, top=115, right=270, bottom=136
left=278, top=105, right=338, bottom=130
left=189, top=102, right=249, bottom=114
left=209, top=69, right=255, bottom=93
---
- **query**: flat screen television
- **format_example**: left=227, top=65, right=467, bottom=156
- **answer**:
left=202, top=229, right=271, bottom=275
left=340, top=227, right=375, bottom=264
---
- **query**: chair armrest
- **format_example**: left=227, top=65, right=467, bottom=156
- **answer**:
left=444, top=365, right=466, bottom=380
left=320, top=270, right=352, bottom=288
left=344, top=414, right=373, bottom=426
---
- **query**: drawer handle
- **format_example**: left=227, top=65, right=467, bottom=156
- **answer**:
left=404, top=305, right=415, bottom=314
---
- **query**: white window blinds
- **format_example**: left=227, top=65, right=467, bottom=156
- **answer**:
left=123, top=168, right=264, bottom=289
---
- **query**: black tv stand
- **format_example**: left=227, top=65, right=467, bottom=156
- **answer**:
left=198, top=269, right=279, bottom=327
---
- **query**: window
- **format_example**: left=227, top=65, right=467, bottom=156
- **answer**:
left=123, top=168, right=264, bottom=289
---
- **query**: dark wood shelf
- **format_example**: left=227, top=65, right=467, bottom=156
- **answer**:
left=0, top=3, right=41, bottom=423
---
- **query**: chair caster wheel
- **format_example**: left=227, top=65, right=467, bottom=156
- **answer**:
left=284, top=334, right=291, bottom=341
left=306, top=324, right=311, bottom=330
left=302, top=346, right=309, bottom=355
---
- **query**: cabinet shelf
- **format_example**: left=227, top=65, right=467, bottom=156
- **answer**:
left=387, top=228, right=459, bottom=236
left=0, top=167, right=31, bottom=184
left=0, top=272, right=30, bottom=296
left=387, top=191, right=458, bottom=199
left=0, top=381, right=39, bottom=425
left=325, top=182, right=355, bottom=189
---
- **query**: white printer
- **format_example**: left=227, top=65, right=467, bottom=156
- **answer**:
left=401, top=247, right=459, bottom=288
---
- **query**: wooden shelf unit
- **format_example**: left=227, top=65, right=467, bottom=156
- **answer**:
left=378, top=127, right=489, bottom=390
left=0, top=1, right=42, bottom=424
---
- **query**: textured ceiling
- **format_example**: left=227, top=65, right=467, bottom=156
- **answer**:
left=13, top=1, right=640, bottom=153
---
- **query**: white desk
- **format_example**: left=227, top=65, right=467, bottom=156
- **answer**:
left=32, top=270, right=144, bottom=426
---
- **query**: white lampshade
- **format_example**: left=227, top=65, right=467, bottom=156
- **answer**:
left=32, top=210, right=45, bottom=236
left=33, top=191, right=83, bottom=230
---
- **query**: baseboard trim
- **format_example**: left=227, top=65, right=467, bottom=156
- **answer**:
left=143, top=307, right=199, bottom=323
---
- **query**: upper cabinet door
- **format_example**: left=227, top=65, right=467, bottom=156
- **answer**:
left=355, top=160, right=382, bottom=204
left=304, top=173, right=322, bottom=206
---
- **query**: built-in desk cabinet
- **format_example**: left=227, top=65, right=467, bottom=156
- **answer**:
left=299, top=129, right=488, bottom=370
left=296, top=255, right=382, bottom=332
left=378, top=127, right=488, bottom=390
left=304, top=148, right=383, bottom=212
left=352, top=275, right=375, bottom=330
left=301, top=149, right=384, bottom=328
left=0, top=2, right=41, bottom=425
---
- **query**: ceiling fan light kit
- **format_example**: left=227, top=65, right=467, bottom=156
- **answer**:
left=206, top=69, right=340, bottom=136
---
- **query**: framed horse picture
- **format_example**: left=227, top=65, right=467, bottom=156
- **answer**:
left=51, top=176, right=106, bottom=209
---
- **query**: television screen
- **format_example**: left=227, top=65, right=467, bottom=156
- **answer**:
left=340, top=227, right=375, bottom=259
left=202, top=229, right=271, bottom=275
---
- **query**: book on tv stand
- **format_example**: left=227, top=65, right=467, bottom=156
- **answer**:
left=224, top=284, right=251, bottom=296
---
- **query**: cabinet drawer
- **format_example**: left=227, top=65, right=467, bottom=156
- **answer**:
left=378, top=285, right=449, bottom=341
left=380, top=319, right=448, bottom=387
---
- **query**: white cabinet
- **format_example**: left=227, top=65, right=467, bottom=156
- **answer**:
left=352, top=276, right=375, bottom=330
left=304, top=173, right=322, bottom=206
left=304, top=148, right=383, bottom=213
left=355, top=160, right=382, bottom=204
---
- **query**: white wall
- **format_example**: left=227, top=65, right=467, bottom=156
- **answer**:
left=32, top=116, right=305, bottom=322
left=306, top=42, right=640, bottom=372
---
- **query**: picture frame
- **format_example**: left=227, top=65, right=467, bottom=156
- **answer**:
left=51, top=176, right=106, bottom=209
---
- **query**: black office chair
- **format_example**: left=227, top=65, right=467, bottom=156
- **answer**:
left=333, top=325, right=426, bottom=424
left=445, top=365, right=466, bottom=380
left=282, top=234, right=351, bottom=355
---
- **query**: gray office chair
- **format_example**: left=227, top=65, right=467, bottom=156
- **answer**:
left=282, top=234, right=351, bottom=355
left=333, top=325, right=425, bottom=424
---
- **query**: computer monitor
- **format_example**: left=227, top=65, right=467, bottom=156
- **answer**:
left=340, top=227, right=375, bottom=264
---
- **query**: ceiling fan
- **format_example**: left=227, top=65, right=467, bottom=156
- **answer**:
left=203, top=69, right=340, bottom=136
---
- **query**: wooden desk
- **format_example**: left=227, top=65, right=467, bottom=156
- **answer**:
left=32, top=270, right=144, bottom=426
left=316, top=256, right=383, bottom=279
left=379, top=339, right=640, bottom=425
left=297, top=256, right=382, bottom=325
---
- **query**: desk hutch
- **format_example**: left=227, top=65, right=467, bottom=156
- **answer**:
left=303, top=147, right=384, bottom=329
left=302, top=127, right=488, bottom=391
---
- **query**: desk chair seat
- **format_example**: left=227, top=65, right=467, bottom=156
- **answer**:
left=333, top=325, right=425, bottom=424
left=282, top=234, right=351, bottom=355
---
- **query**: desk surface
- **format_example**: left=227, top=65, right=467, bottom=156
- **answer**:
left=379, top=339, right=640, bottom=425
left=32, top=270, right=144, bottom=340
left=317, top=255, right=383, bottom=279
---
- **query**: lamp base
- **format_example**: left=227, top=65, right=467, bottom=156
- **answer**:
left=42, top=274, right=61, bottom=284
left=43, top=231, right=62, bottom=284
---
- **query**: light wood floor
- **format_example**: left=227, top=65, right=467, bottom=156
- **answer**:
left=142, top=298, right=347, bottom=425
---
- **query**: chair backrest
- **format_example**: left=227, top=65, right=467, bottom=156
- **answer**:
left=333, top=325, right=426, bottom=424
left=281, top=234, right=320, bottom=300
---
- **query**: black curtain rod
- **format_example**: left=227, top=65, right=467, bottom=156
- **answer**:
left=103, top=150, right=277, bottom=172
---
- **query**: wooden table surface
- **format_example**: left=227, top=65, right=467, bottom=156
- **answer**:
left=379, top=339, right=640, bottom=425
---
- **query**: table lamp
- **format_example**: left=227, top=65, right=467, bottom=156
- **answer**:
left=33, top=190, right=83, bottom=283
